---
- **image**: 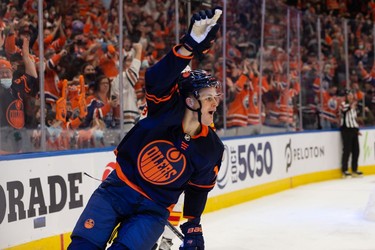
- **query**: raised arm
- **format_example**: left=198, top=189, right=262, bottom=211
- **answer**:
left=22, top=37, right=37, bottom=78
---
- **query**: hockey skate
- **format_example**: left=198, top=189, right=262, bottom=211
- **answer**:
left=158, top=237, right=173, bottom=250
left=342, top=171, right=352, bottom=178
left=352, top=171, right=363, bottom=178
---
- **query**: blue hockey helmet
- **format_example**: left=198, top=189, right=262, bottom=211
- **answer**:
left=178, top=69, right=220, bottom=99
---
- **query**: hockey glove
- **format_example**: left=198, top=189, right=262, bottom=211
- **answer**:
left=180, top=7, right=222, bottom=60
left=179, top=219, right=204, bottom=250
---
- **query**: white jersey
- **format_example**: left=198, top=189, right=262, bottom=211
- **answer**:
left=111, top=58, right=141, bottom=133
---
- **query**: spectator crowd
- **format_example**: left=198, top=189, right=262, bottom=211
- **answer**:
left=1, top=0, right=375, bottom=154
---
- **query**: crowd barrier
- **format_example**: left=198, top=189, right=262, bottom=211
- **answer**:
left=3, top=0, right=375, bottom=155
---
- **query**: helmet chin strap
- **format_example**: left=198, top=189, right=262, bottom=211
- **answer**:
left=185, top=98, right=203, bottom=125
left=197, top=99, right=203, bottom=124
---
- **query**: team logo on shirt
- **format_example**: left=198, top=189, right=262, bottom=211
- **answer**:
left=328, top=98, right=337, bottom=110
left=6, top=99, right=24, bottom=129
left=84, top=218, right=95, bottom=229
left=138, top=140, right=186, bottom=185
left=243, top=95, right=249, bottom=109
left=252, top=94, right=258, bottom=107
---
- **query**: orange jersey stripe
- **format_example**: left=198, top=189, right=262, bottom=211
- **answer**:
left=187, top=180, right=215, bottom=189
left=115, top=162, right=152, bottom=200
left=146, top=85, right=178, bottom=104
left=115, top=162, right=175, bottom=213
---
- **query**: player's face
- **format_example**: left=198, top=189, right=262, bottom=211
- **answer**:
left=198, top=87, right=221, bottom=126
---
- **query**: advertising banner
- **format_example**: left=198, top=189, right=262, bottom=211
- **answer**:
left=358, top=129, right=375, bottom=167
left=211, top=131, right=341, bottom=196
left=0, top=152, right=115, bottom=248
left=1, top=129, right=374, bottom=248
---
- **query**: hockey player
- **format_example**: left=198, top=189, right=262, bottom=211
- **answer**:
left=68, top=6, right=224, bottom=250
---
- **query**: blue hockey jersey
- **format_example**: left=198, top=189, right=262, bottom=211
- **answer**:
left=115, top=46, right=224, bottom=219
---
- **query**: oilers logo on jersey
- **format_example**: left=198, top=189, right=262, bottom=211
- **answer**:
left=138, top=140, right=186, bottom=185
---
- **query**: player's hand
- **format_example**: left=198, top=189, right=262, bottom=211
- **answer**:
left=179, top=219, right=204, bottom=250
left=180, top=6, right=222, bottom=60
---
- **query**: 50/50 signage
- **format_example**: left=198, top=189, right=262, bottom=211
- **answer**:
left=217, top=141, right=273, bottom=189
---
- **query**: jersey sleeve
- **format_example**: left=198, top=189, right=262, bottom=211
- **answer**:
left=182, top=161, right=220, bottom=219
left=144, top=46, right=193, bottom=115
left=183, top=136, right=224, bottom=219
left=111, top=75, right=120, bottom=97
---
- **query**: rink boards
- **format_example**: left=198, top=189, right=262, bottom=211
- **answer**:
left=1, top=129, right=375, bottom=249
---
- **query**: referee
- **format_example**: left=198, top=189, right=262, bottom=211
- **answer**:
left=340, top=89, right=363, bottom=177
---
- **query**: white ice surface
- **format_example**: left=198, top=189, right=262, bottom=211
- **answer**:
left=170, top=175, right=375, bottom=250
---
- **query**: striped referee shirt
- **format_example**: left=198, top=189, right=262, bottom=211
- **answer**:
left=340, top=101, right=359, bottom=128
